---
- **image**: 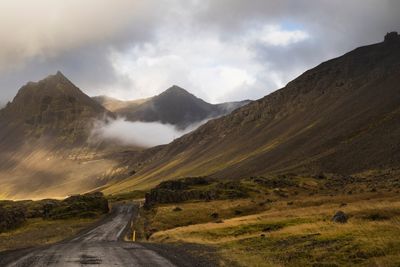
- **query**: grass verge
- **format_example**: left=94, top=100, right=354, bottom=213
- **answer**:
left=0, top=217, right=99, bottom=252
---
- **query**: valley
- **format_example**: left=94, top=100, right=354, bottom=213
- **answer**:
left=0, top=73, right=246, bottom=200
left=104, top=33, right=400, bottom=196
left=0, top=32, right=399, bottom=266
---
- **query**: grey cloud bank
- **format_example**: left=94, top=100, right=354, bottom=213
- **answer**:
left=0, top=0, right=399, bottom=104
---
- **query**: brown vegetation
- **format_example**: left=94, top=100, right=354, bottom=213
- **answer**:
left=138, top=175, right=400, bottom=266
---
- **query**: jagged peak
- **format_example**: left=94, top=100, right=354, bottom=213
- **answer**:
left=153, top=85, right=203, bottom=104
left=156, top=85, right=198, bottom=100
left=42, top=70, right=70, bottom=83
left=55, top=70, right=67, bottom=79
left=164, top=85, right=189, bottom=94
left=9, top=71, right=89, bottom=108
left=384, top=31, right=400, bottom=43
left=21, top=71, right=72, bottom=90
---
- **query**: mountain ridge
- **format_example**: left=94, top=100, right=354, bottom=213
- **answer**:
left=104, top=33, right=400, bottom=194
left=0, top=71, right=111, bottom=145
left=93, top=85, right=251, bottom=128
left=0, top=72, right=250, bottom=199
left=0, top=72, right=120, bottom=199
left=1, top=33, right=399, bottom=199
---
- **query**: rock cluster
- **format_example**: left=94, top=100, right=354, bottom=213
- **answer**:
left=384, top=31, right=400, bottom=43
left=0, top=205, right=26, bottom=233
left=144, top=177, right=249, bottom=209
left=0, top=192, right=109, bottom=233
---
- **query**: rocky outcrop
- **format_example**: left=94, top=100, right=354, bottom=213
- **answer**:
left=144, top=177, right=249, bottom=208
left=384, top=31, right=400, bottom=43
left=48, top=192, right=109, bottom=219
left=0, top=192, right=109, bottom=233
left=0, top=204, right=27, bottom=233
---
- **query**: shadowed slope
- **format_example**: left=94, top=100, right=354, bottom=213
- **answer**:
left=0, top=71, right=112, bottom=146
left=0, top=72, right=119, bottom=199
left=105, top=33, right=400, bottom=193
left=93, top=86, right=251, bottom=129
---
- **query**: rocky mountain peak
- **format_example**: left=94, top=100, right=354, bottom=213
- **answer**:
left=161, top=85, right=192, bottom=97
left=0, top=72, right=110, bottom=143
left=384, top=31, right=400, bottom=43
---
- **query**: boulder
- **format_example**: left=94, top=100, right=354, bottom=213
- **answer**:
left=332, top=211, right=348, bottom=223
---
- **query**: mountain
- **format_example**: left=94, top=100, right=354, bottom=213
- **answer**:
left=93, top=85, right=251, bottom=128
left=0, top=73, right=249, bottom=199
left=104, top=32, right=400, bottom=194
left=0, top=72, right=120, bottom=199
left=0, top=71, right=111, bottom=145
left=91, top=95, right=149, bottom=115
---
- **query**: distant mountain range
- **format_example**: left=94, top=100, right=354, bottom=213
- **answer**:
left=104, top=32, right=400, bottom=194
left=93, top=86, right=251, bottom=129
left=1, top=32, right=400, bottom=199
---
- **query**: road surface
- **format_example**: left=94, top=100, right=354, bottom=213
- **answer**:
left=2, top=204, right=179, bottom=267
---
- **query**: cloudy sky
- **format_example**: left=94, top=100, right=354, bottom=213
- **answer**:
left=0, top=0, right=399, bottom=105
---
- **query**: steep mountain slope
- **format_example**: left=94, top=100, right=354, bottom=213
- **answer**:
left=105, top=33, right=400, bottom=194
left=0, top=72, right=120, bottom=199
left=93, top=86, right=251, bottom=128
left=92, top=95, right=149, bottom=115
left=0, top=71, right=111, bottom=146
left=0, top=73, right=249, bottom=199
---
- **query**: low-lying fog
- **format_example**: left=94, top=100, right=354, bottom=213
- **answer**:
left=91, top=118, right=207, bottom=147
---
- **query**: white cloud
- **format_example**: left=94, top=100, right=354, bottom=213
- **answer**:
left=105, top=23, right=301, bottom=103
left=0, top=0, right=162, bottom=70
left=1, top=0, right=397, bottom=105
left=258, top=25, right=309, bottom=46
left=91, top=118, right=207, bottom=147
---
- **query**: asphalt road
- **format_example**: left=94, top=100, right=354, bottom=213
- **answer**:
left=3, top=204, right=179, bottom=267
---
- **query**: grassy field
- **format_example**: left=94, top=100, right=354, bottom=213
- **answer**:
left=137, top=175, right=400, bottom=266
left=0, top=217, right=98, bottom=252
left=0, top=192, right=109, bottom=252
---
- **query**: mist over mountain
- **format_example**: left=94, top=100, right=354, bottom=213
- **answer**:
left=1, top=33, right=400, bottom=200
left=0, top=71, right=250, bottom=199
left=91, top=119, right=206, bottom=147
left=1, top=1, right=400, bottom=264
left=93, top=85, right=250, bottom=129
left=91, top=85, right=250, bottom=147
left=0, top=72, right=120, bottom=199
left=105, top=33, right=400, bottom=193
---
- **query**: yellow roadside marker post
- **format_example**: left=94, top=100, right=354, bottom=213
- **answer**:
left=131, top=220, right=136, bottom=241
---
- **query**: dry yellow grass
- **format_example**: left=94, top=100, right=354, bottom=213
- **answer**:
left=0, top=217, right=98, bottom=252
left=147, top=193, right=400, bottom=266
left=146, top=198, right=267, bottom=233
left=0, top=146, right=118, bottom=200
